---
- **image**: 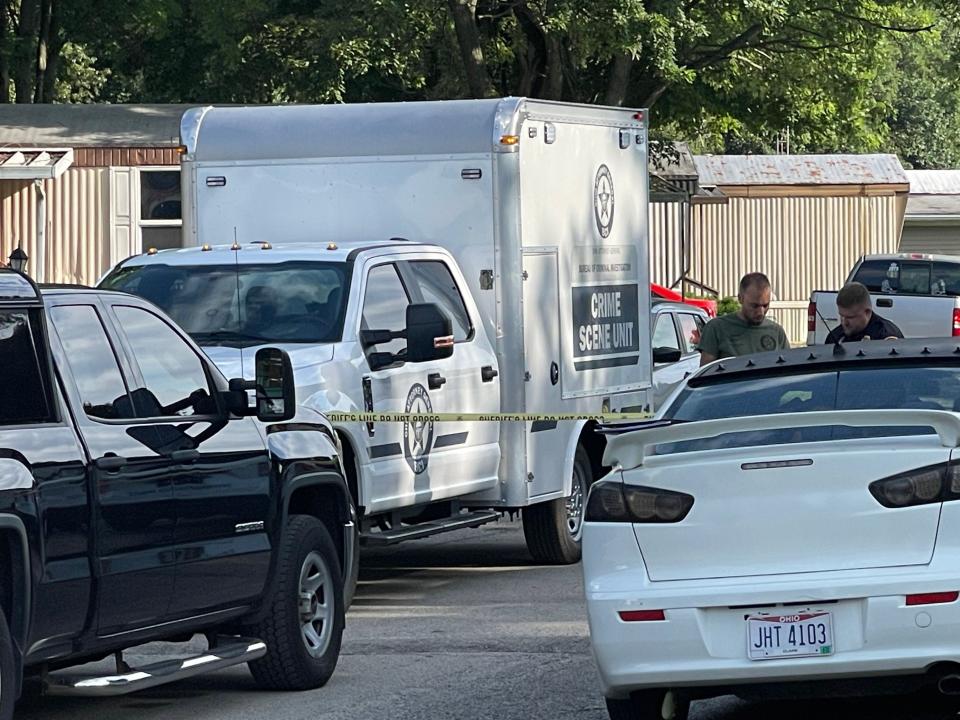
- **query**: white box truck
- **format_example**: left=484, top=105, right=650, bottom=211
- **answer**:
left=104, top=98, right=654, bottom=563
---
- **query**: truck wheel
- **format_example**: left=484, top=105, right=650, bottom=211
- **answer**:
left=247, top=515, right=345, bottom=690
left=522, top=445, right=591, bottom=564
left=605, top=690, right=689, bottom=720
left=0, top=610, right=15, bottom=720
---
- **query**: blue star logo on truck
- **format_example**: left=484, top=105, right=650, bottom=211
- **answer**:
left=403, top=383, right=434, bottom=474
left=594, top=165, right=615, bottom=238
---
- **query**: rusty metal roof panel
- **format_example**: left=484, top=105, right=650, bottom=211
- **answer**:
left=694, top=154, right=908, bottom=186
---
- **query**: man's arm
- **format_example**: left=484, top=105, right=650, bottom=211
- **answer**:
left=698, top=320, right=721, bottom=366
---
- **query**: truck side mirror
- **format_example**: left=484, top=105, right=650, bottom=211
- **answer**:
left=405, top=303, right=453, bottom=362
left=653, top=347, right=682, bottom=364
left=254, top=347, right=296, bottom=421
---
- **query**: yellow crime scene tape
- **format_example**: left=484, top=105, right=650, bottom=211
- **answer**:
left=324, top=412, right=652, bottom=423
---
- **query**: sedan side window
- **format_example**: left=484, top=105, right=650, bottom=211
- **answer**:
left=676, top=313, right=702, bottom=354
left=652, top=313, right=680, bottom=356
left=50, top=305, right=136, bottom=420
left=361, top=264, right=410, bottom=356
left=112, top=306, right=216, bottom=418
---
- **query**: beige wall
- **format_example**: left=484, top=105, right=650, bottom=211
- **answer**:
left=650, top=194, right=902, bottom=345
left=0, top=167, right=108, bottom=286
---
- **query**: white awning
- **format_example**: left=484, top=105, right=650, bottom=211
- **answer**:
left=0, top=148, right=72, bottom=179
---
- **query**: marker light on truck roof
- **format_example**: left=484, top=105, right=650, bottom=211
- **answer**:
left=499, top=135, right=520, bottom=145
left=146, top=247, right=158, bottom=255
left=230, top=243, right=241, bottom=251
left=201, top=244, right=212, bottom=251
left=327, top=243, right=338, bottom=251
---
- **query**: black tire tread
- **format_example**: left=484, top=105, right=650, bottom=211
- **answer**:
left=522, top=445, right=590, bottom=564
left=247, top=515, right=344, bottom=691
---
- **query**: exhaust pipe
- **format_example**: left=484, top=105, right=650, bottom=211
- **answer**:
left=938, top=674, right=960, bottom=695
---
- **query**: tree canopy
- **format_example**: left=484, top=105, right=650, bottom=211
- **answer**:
left=3, top=0, right=959, bottom=166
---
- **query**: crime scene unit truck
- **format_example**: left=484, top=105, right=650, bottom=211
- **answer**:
left=101, top=98, right=653, bottom=564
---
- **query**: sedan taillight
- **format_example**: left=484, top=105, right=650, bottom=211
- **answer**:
left=585, top=480, right=694, bottom=523
left=868, top=462, right=960, bottom=508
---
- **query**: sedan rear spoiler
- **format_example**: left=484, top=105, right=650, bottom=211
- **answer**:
left=602, top=409, right=960, bottom=470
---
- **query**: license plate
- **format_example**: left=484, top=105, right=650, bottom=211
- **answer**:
left=747, top=612, right=834, bottom=661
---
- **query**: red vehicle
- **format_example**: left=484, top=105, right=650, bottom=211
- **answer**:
left=651, top=283, right=717, bottom=317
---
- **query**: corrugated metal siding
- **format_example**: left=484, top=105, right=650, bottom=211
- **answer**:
left=648, top=202, right=685, bottom=289
left=0, top=167, right=107, bottom=285
left=899, top=225, right=960, bottom=256
left=649, top=195, right=901, bottom=345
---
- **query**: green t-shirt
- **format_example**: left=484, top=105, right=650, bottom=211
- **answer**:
left=698, top=313, right=790, bottom=359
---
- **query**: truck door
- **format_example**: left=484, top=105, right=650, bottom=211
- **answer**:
left=106, top=302, right=273, bottom=616
left=47, top=301, right=178, bottom=635
left=397, top=259, right=500, bottom=496
left=358, top=262, right=433, bottom=511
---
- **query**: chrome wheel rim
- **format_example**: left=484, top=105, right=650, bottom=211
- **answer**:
left=298, top=551, right=334, bottom=658
left=566, top=463, right=587, bottom=539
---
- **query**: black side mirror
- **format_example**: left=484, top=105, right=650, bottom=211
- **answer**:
left=254, top=347, right=296, bottom=421
left=653, top=346, right=682, bottom=364
left=406, top=303, right=453, bottom=362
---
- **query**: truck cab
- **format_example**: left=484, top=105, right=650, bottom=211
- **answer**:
left=0, top=269, right=354, bottom=717
left=101, top=240, right=504, bottom=531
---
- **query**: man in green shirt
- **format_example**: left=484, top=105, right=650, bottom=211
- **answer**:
left=698, top=272, right=790, bottom=366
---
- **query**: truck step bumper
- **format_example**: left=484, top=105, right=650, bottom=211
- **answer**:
left=361, top=510, right=499, bottom=545
left=43, top=637, right=266, bottom=697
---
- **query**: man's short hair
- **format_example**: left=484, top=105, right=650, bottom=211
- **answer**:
left=739, top=272, right=771, bottom=295
left=836, top=282, right=871, bottom=309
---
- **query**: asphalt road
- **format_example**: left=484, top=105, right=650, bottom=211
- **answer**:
left=15, top=518, right=960, bottom=719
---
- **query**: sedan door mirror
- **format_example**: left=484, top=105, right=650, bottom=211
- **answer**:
left=653, top=346, right=682, bottom=364
left=405, top=303, right=453, bottom=362
left=226, top=347, right=296, bottom=422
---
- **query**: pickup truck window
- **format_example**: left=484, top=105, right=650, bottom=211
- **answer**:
left=113, top=305, right=216, bottom=418
left=853, top=260, right=933, bottom=295
left=403, top=260, right=472, bottom=342
left=50, top=305, right=136, bottom=420
left=677, top=313, right=702, bottom=354
left=101, top=261, right=348, bottom=346
left=652, top=312, right=680, bottom=354
left=0, top=310, right=55, bottom=424
left=361, top=263, right=409, bottom=355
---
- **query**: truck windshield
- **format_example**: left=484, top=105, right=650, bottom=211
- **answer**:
left=101, top=262, right=349, bottom=346
left=0, top=309, right=55, bottom=424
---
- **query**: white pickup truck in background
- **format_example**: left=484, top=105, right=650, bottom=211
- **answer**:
left=807, top=253, right=960, bottom=345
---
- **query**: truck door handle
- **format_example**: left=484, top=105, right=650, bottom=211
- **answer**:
left=428, top=372, right=446, bottom=390
left=877, top=298, right=893, bottom=308
left=169, top=449, right=199, bottom=463
left=481, top=366, right=498, bottom=382
left=95, top=454, right=128, bottom=472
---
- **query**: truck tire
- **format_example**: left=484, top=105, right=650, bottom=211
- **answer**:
left=522, top=445, right=591, bottom=564
left=247, top=515, right=345, bottom=690
left=0, top=611, right=15, bottom=720
left=605, top=690, right=689, bottom=720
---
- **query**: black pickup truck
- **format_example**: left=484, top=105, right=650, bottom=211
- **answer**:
left=0, top=270, right=356, bottom=717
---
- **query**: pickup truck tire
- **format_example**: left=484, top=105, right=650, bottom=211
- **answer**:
left=522, top=445, right=591, bottom=564
left=247, top=515, right=345, bottom=690
left=0, top=610, right=14, bottom=720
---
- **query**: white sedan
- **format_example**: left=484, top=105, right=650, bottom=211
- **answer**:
left=583, top=338, right=960, bottom=720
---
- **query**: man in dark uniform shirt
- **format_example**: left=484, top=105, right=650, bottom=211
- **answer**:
left=825, top=281, right=903, bottom=343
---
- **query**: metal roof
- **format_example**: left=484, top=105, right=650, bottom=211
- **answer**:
left=182, top=98, right=644, bottom=161
left=0, top=149, right=72, bottom=179
left=0, top=104, right=189, bottom=147
left=693, top=154, right=908, bottom=187
left=904, top=170, right=960, bottom=218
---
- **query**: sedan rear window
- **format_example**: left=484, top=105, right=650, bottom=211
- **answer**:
left=658, top=365, right=959, bottom=453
